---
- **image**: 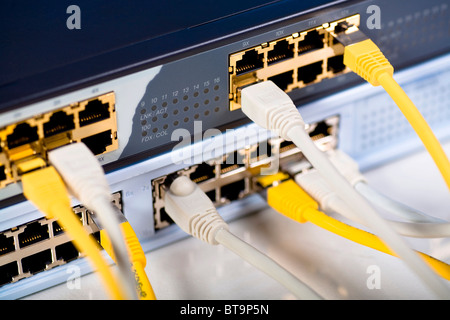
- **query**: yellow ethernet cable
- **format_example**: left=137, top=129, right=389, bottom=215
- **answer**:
left=336, top=27, right=450, bottom=192
left=21, top=166, right=126, bottom=300
left=98, top=216, right=157, bottom=300
left=266, top=179, right=450, bottom=282
left=241, top=80, right=450, bottom=298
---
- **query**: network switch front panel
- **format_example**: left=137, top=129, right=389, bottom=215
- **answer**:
left=0, top=92, right=118, bottom=190
left=0, top=0, right=449, bottom=299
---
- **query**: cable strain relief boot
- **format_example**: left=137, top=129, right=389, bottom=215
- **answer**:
left=294, top=170, right=335, bottom=213
left=344, top=39, right=393, bottom=86
left=241, top=80, right=305, bottom=140
left=189, top=208, right=229, bottom=245
left=326, top=149, right=367, bottom=186
left=267, top=180, right=319, bottom=223
left=164, top=175, right=229, bottom=245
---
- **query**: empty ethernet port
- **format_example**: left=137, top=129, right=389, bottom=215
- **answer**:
left=205, top=189, right=216, bottom=203
left=21, top=249, right=52, bottom=274
left=81, top=130, right=113, bottom=155
left=0, top=165, right=6, bottom=182
left=52, top=221, right=64, bottom=236
left=0, top=262, right=19, bottom=286
left=279, top=139, right=298, bottom=154
left=18, top=221, right=49, bottom=248
left=55, top=242, right=79, bottom=262
left=250, top=140, right=272, bottom=162
left=298, top=30, right=324, bottom=55
left=190, top=163, right=215, bottom=184
left=235, top=49, right=264, bottom=75
left=79, top=98, right=111, bottom=127
left=327, top=55, right=346, bottom=74
left=7, top=122, right=39, bottom=149
left=220, top=179, right=245, bottom=202
left=156, top=207, right=174, bottom=228
left=0, top=233, right=15, bottom=256
left=43, top=111, right=75, bottom=137
left=268, top=70, right=294, bottom=91
left=221, top=151, right=245, bottom=174
left=309, top=120, right=333, bottom=141
left=298, top=61, right=323, bottom=85
left=267, top=40, right=294, bottom=65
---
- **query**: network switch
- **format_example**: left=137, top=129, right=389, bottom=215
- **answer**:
left=0, top=192, right=122, bottom=287
left=0, top=0, right=449, bottom=299
left=0, top=92, right=118, bottom=190
left=229, top=15, right=359, bottom=111
left=152, top=116, right=339, bottom=231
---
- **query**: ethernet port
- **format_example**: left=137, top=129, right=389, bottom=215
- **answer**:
left=0, top=165, right=6, bottom=182
left=268, top=70, right=294, bottom=91
left=43, top=111, right=75, bottom=137
left=221, top=151, right=245, bottom=174
left=156, top=207, right=174, bottom=228
left=52, top=221, right=64, bottom=236
left=267, top=40, right=294, bottom=65
left=7, top=122, right=39, bottom=149
left=298, top=30, right=324, bottom=55
left=79, top=98, right=111, bottom=127
left=21, top=249, right=52, bottom=274
left=235, top=49, right=264, bottom=75
left=327, top=55, right=346, bottom=74
left=298, top=61, right=323, bottom=84
left=190, top=163, right=215, bottom=184
left=56, top=242, right=79, bottom=262
left=220, top=179, right=245, bottom=202
left=279, top=140, right=298, bottom=154
left=250, top=140, right=272, bottom=162
left=0, top=262, right=18, bottom=286
left=206, top=189, right=216, bottom=203
left=332, top=21, right=351, bottom=44
left=0, top=234, right=15, bottom=256
left=18, top=221, right=49, bottom=248
left=81, top=130, right=113, bottom=155
left=309, top=120, right=332, bottom=141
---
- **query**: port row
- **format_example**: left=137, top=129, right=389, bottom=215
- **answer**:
left=0, top=92, right=118, bottom=189
left=152, top=116, right=339, bottom=230
left=228, top=15, right=360, bottom=111
left=0, top=192, right=122, bottom=287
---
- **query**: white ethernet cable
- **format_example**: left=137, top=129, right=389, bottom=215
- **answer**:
left=48, top=143, right=138, bottom=300
left=326, top=149, right=447, bottom=224
left=164, top=175, right=322, bottom=300
left=295, top=167, right=450, bottom=238
left=240, top=80, right=450, bottom=299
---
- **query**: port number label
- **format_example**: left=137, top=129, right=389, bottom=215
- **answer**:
left=308, top=19, right=317, bottom=26
left=242, top=41, right=250, bottom=48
